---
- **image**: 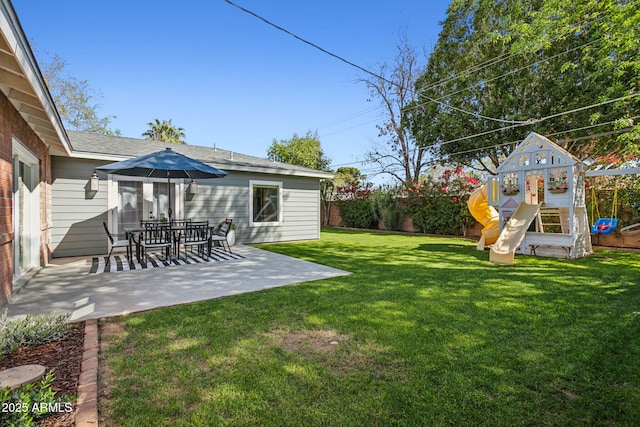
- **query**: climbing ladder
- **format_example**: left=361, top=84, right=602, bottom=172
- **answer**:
left=537, top=208, right=569, bottom=233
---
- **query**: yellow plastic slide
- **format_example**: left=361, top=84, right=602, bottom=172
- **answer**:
left=467, top=184, right=500, bottom=250
left=489, top=202, right=541, bottom=265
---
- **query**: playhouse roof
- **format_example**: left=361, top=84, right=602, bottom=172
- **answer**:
left=497, top=132, right=582, bottom=173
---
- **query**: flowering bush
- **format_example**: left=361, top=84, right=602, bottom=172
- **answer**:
left=405, top=168, right=480, bottom=236
left=334, top=181, right=378, bottom=229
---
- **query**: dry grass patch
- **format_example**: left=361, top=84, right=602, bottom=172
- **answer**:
left=269, top=329, right=349, bottom=355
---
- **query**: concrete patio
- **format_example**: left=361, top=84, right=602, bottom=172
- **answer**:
left=6, top=245, right=351, bottom=321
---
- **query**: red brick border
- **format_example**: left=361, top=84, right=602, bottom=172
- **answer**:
left=75, top=319, right=98, bottom=426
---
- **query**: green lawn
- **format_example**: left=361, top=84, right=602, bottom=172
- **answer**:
left=100, top=229, right=640, bottom=426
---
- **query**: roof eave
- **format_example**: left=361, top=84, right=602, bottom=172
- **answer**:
left=0, top=1, right=71, bottom=156
left=67, top=149, right=335, bottom=179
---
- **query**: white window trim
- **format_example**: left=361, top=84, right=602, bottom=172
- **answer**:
left=249, top=180, right=283, bottom=227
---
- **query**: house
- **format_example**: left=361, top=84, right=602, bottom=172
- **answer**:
left=54, top=132, right=333, bottom=258
left=0, top=0, right=332, bottom=305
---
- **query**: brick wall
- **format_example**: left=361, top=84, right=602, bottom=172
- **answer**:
left=0, top=91, right=52, bottom=305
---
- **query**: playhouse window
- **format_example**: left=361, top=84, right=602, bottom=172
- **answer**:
left=534, top=152, right=547, bottom=165
left=502, top=173, right=519, bottom=195
left=518, top=155, right=530, bottom=167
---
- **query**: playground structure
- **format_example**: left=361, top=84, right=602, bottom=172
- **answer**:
left=585, top=168, right=640, bottom=238
left=482, top=132, right=593, bottom=264
left=467, top=184, right=499, bottom=250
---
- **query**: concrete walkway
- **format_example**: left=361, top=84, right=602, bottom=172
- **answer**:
left=6, top=245, right=350, bottom=321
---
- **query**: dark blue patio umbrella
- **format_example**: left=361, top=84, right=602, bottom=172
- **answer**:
left=97, top=148, right=227, bottom=219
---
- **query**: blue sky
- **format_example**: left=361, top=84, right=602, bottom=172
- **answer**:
left=14, top=0, right=451, bottom=179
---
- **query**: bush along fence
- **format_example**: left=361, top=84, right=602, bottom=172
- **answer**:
left=323, top=168, right=640, bottom=250
left=327, top=168, right=482, bottom=237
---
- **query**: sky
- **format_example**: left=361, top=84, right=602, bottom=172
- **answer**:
left=13, top=0, right=451, bottom=181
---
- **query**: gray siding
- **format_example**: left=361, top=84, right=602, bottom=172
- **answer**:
left=51, top=156, right=110, bottom=257
left=51, top=158, right=322, bottom=258
left=184, top=172, right=320, bottom=244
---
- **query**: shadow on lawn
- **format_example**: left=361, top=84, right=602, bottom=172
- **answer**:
left=103, top=234, right=640, bottom=425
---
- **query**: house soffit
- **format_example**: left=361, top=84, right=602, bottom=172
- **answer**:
left=0, top=3, right=70, bottom=156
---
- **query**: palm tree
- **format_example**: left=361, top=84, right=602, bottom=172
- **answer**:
left=142, top=119, right=186, bottom=144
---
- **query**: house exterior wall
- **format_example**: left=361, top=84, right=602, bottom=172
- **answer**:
left=50, top=157, right=323, bottom=257
left=185, top=172, right=320, bottom=244
left=0, top=90, right=51, bottom=305
left=50, top=156, right=108, bottom=258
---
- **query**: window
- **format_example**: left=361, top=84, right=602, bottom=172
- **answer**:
left=250, top=180, right=282, bottom=226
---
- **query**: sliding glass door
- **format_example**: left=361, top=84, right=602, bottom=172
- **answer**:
left=112, top=178, right=181, bottom=237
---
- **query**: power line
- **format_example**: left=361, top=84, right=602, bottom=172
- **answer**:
left=223, top=0, right=529, bottom=125
left=425, top=93, right=640, bottom=149
left=414, top=37, right=604, bottom=109
left=315, top=106, right=381, bottom=129
left=359, top=119, right=637, bottom=173
left=418, top=11, right=609, bottom=93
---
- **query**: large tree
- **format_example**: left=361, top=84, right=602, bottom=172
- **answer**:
left=142, top=119, right=186, bottom=144
left=361, top=36, right=428, bottom=184
left=267, top=131, right=331, bottom=171
left=410, top=0, right=639, bottom=174
left=43, top=54, right=119, bottom=135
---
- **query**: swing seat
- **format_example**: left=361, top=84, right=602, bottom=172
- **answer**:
left=591, top=218, right=618, bottom=235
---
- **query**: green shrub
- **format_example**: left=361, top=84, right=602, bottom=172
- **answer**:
left=335, top=199, right=377, bottom=229
left=371, top=188, right=405, bottom=231
left=335, top=181, right=378, bottom=229
left=0, top=310, right=71, bottom=358
left=0, top=370, right=74, bottom=426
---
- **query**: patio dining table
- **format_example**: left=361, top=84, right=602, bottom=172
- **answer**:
left=124, top=223, right=216, bottom=262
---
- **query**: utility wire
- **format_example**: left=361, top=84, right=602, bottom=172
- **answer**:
left=225, top=0, right=636, bottom=170
left=425, top=93, right=640, bottom=149
left=348, top=118, right=637, bottom=170
left=419, top=12, right=607, bottom=93
left=223, top=0, right=529, bottom=125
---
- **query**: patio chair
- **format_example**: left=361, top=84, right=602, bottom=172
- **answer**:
left=210, top=218, right=233, bottom=254
left=180, top=222, right=210, bottom=260
left=102, top=222, right=130, bottom=258
left=139, top=223, right=171, bottom=262
left=170, top=219, right=192, bottom=254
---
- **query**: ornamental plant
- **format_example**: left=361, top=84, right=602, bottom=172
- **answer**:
left=334, top=181, right=378, bottom=229
left=0, top=310, right=71, bottom=358
left=405, top=167, right=480, bottom=236
left=371, top=186, right=405, bottom=231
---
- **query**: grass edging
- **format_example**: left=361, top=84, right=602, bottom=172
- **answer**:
left=75, top=319, right=98, bottom=427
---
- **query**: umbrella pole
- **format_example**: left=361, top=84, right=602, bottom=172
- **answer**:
left=167, top=172, right=176, bottom=260
left=167, top=172, right=173, bottom=221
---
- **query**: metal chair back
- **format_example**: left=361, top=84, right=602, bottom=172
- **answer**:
left=143, top=223, right=170, bottom=245
left=216, top=218, right=233, bottom=237
left=102, top=221, right=115, bottom=245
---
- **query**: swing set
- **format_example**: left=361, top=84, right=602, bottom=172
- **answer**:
left=588, top=173, right=640, bottom=236
left=590, top=185, right=618, bottom=235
